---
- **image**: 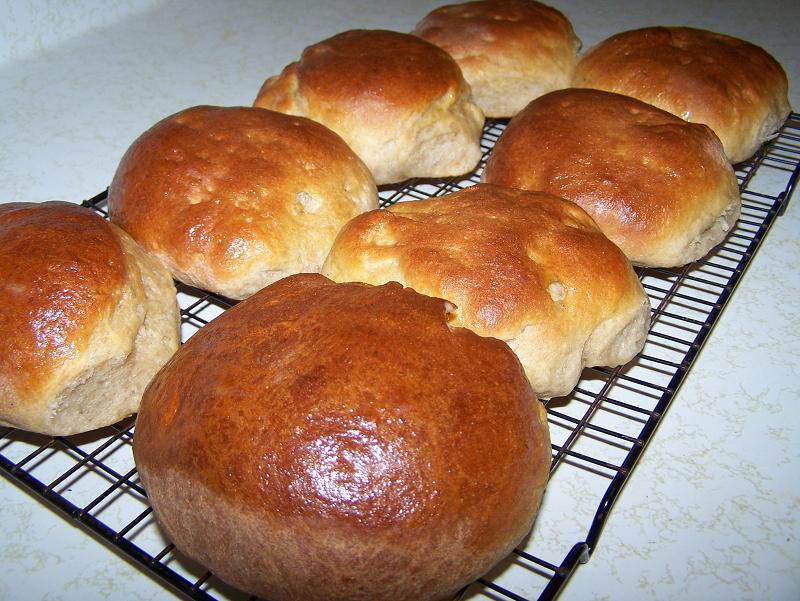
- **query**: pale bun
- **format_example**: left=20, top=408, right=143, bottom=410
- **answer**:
left=414, top=0, right=580, bottom=118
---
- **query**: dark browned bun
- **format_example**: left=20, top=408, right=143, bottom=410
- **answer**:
left=0, top=201, right=179, bottom=435
left=482, top=88, right=740, bottom=267
left=254, top=29, right=484, bottom=184
left=133, top=273, right=550, bottom=601
left=573, top=26, right=791, bottom=163
left=108, top=105, right=376, bottom=299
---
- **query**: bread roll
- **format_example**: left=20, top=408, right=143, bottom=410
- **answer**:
left=414, top=0, right=580, bottom=118
left=0, top=201, right=180, bottom=436
left=253, top=29, right=484, bottom=185
left=573, top=26, right=791, bottom=163
left=133, top=273, right=550, bottom=601
left=323, top=184, right=650, bottom=399
left=108, top=105, right=376, bottom=300
left=482, top=88, right=741, bottom=267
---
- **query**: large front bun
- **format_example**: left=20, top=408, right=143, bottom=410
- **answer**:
left=133, top=273, right=550, bottom=601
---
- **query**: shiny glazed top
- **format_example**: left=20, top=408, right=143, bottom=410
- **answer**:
left=135, top=273, right=547, bottom=531
left=0, top=201, right=126, bottom=399
left=256, top=29, right=466, bottom=125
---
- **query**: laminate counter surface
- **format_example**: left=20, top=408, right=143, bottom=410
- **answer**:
left=1, top=2, right=798, bottom=600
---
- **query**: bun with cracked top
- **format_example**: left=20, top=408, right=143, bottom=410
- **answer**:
left=323, top=183, right=650, bottom=399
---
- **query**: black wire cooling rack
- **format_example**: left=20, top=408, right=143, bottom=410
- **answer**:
left=1, top=113, right=798, bottom=601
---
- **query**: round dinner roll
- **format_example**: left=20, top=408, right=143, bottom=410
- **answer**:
left=108, top=105, right=376, bottom=300
left=573, top=26, right=791, bottom=163
left=322, top=184, right=650, bottom=399
left=133, top=273, right=551, bottom=601
left=482, top=88, right=741, bottom=268
left=0, top=201, right=180, bottom=436
left=253, top=29, right=485, bottom=185
left=414, top=0, right=581, bottom=118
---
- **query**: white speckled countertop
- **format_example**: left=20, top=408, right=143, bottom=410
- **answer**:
left=1, top=1, right=798, bottom=600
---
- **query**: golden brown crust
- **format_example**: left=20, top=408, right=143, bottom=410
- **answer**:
left=254, top=30, right=484, bottom=184
left=287, top=29, right=461, bottom=119
left=573, top=26, right=791, bottom=163
left=0, top=202, right=126, bottom=397
left=0, top=201, right=180, bottom=435
left=414, top=0, right=580, bottom=117
left=322, top=184, right=650, bottom=398
left=108, top=105, right=376, bottom=300
left=482, top=88, right=741, bottom=267
left=134, top=273, right=550, bottom=601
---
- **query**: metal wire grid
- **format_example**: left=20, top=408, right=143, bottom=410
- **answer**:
left=1, top=113, right=798, bottom=601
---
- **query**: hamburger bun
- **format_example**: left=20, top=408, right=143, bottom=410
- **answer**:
left=573, top=26, right=791, bottom=163
left=482, top=88, right=741, bottom=267
left=414, top=0, right=581, bottom=118
left=0, top=201, right=180, bottom=436
left=108, top=105, right=376, bottom=300
left=254, top=29, right=484, bottom=184
left=133, top=273, right=550, bottom=601
left=323, top=184, right=650, bottom=399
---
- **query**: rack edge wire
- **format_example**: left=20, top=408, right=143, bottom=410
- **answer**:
left=543, top=112, right=800, bottom=598
left=0, top=112, right=798, bottom=601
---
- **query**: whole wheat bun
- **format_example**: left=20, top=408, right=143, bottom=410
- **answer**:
left=573, top=26, right=791, bottom=163
left=253, top=29, right=485, bottom=185
left=414, top=0, right=580, bottom=118
left=482, top=88, right=741, bottom=267
left=133, top=273, right=550, bottom=601
left=323, top=184, right=650, bottom=399
left=108, top=105, right=376, bottom=300
left=0, top=201, right=180, bottom=436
